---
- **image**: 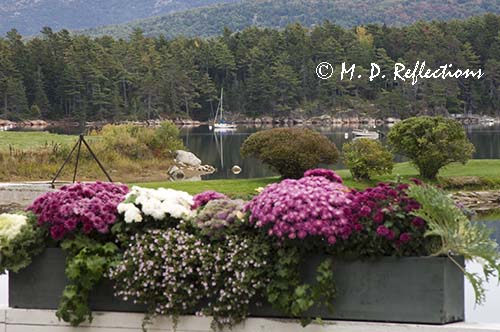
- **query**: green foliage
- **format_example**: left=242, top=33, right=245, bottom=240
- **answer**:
left=91, top=122, right=184, bottom=160
left=2, top=15, right=500, bottom=121
left=0, top=213, right=46, bottom=273
left=388, top=117, right=475, bottom=180
left=241, top=128, right=339, bottom=179
left=29, top=105, right=41, bottom=118
left=266, top=246, right=335, bottom=325
left=407, top=184, right=500, bottom=305
left=57, top=236, right=120, bottom=326
left=343, top=138, right=393, bottom=181
left=149, top=121, right=184, bottom=157
left=0, top=123, right=182, bottom=182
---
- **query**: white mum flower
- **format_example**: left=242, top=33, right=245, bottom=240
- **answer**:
left=124, top=206, right=143, bottom=223
left=121, top=187, right=195, bottom=222
left=117, top=202, right=135, bottom=214
left=142, top=199, right=163, bottom=218
left=164, top=203, right=188, bottom=219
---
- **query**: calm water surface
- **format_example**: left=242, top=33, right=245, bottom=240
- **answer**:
left=465, top=221, right=500, bottom=323
left=180, top=123, right=500, bottom=179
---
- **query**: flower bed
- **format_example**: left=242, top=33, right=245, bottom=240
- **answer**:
left=2, top=170, right=500, bottom=330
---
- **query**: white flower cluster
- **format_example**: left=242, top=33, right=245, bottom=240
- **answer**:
left=109, top=229, right=271, bottom=328
left=109, top=228, right=212, bottom=314
left=0, top=213, right=28, bottom=241
left=117, top=186, right=195, bottom=223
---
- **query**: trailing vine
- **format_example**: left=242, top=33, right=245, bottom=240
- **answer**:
left=57, top=235, right=120, bottom=326
left=266, top=246, right=336, bottom=326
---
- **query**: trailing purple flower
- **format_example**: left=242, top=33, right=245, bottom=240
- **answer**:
left=27, top=182, right=129, bottom=240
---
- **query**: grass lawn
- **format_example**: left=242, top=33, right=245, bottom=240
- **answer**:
left=133, top=159, right=500, bottom=197
left=0, top=131, right=79, bottom=151
left=132, top=177, right=278, bottom=197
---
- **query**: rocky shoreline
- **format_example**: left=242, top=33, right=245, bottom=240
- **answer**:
left=452, top=191, right=500, bottom=214
left=2, top=113, right=498, bottom=131
left=1, top=116, right=401, bottom=129
left=3, top=113, right=499, bottom=130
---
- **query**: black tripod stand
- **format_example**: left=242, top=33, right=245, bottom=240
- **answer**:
left=50, top=134, right=113, bottom=188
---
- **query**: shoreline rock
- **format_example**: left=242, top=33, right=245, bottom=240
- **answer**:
left=169, top=150, right=216, bottom=181
left=452, top=191, right=500, bottom=214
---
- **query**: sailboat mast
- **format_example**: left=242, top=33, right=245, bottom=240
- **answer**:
left=220, top=88, right=224, bottom=120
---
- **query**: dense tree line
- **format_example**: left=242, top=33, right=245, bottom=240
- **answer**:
left=0, top=14, right=499, bottom=122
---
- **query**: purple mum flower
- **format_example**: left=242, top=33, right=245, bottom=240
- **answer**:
left=27, top=182, right=129, bottom=240
left=245, top=174, right=357, bottom=245
left=304, top=168, right=343, bottom=184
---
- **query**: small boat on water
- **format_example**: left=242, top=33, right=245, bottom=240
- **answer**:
left=479, top=117, right=495, bottom=125
left=352, top=129, right=380, bottom=139
left=211, top=88, right=237, bottom=131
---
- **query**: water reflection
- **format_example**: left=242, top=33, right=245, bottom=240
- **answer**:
left=466, top=125, right=500, bottom=160
left=465, top=262, right=500, bottom=323
left=465, top=221, right=500, bottom=323
left=180, top=123, right=500, bottom=180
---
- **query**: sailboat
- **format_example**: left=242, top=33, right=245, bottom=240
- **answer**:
left=211, top=88, right=237, bottom=131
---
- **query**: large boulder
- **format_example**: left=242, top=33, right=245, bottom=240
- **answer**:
left=175, top=150, right=201, bottom=167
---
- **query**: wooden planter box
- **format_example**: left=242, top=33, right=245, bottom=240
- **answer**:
left=9, top=248, right=146, bottom=313
left=250, top=255, right=465, bottom=324
left=9, top=249, right=464, bottom=324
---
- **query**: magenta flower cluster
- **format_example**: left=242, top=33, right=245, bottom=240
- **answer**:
left=303, top=168, right=343, bottom=184
left=192, top=191, right=228, bottom=209
left=245, top=171, right=358, bottom=244
left=28, top=182, right=129, bottom=240
left=351, top=182, right=426, bottom=252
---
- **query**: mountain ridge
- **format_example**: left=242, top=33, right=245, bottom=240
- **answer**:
left=0, top=0, right=241, bottom=35
left=82, top=0, right=500, bottom=39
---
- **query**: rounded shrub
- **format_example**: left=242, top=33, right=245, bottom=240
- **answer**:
left=343, top=138, right=393, bottom=181
left=387, top=116, right=475, bottom=180
left=240, top=128, right=339, bottom=179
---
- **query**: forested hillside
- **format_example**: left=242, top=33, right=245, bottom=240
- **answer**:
left=0, top=0, right=240, bottom=35
left=85, top=0, right=500, bottom=39
left=0, top=15, right=499, bottom=122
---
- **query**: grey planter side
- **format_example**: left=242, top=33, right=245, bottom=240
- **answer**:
left=9, top=248, right=146, bottom=312
left=250, top=255, right=465, bottom=324
left=9, top=249, right=464, bottom=324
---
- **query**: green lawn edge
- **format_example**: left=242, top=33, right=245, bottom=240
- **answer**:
left=132, top=159, right=500, bottom=197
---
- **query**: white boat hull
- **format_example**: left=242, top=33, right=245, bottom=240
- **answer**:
left=352, top=130, right=379, bottom=139
left=213, top=123, right=238, bottom=129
